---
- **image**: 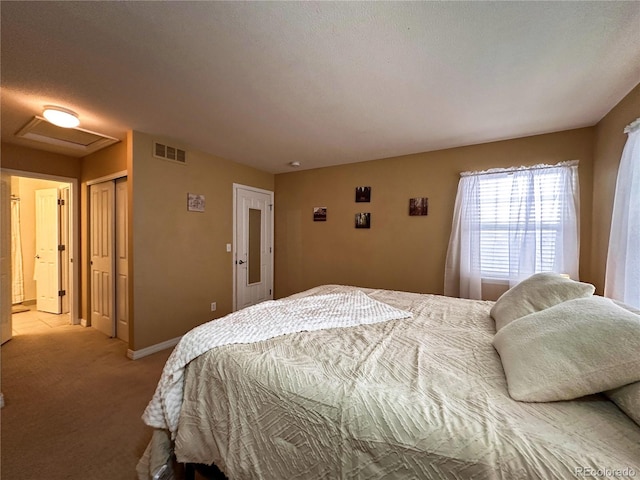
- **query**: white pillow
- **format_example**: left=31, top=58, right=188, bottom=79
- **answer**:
left=605, top=301, right=640, bottom=426
left=492, top=296, right=640, bottom=402
left=607, top=382, right=640, bottom=427
left=490, top=273, right=595, bottom=331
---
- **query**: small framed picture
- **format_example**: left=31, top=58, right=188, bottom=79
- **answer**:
left=409, top=197, right=428, bottom=216
left=355, top=186, right=371, bottom=203
left=313, top=207, right=327, bottom=222
left=187, top=193, right=205, bottom=212
left=355, top=212, right=371, bottom=229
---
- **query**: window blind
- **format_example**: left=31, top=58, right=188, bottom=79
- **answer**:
left=474, top=167, right=575, bottom=280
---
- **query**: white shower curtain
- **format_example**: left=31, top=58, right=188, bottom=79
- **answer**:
left=11, top=197, right=25, bottom=304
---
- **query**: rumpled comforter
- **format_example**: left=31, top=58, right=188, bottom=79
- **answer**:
left=172, top=285, right=640, bottom=479
left=142, top=289, right=412, bottom=436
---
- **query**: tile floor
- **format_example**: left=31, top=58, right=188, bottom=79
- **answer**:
left=11, top=304, right=71, bottom=336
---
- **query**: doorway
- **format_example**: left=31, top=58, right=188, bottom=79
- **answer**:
left=0, top=170, right=79, bottom=344
left=233, top=184, right=274, bottom=311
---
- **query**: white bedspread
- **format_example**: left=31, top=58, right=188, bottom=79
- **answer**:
left=142, top=290, right=411, bottom=436
left=173, top=285, right=640, bottom=479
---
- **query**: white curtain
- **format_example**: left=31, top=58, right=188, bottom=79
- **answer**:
left=444, top=174, right=482, bottom=299
left=605, top=118, right=640, bottom=308
left=11, top=197, right=25, bottom=304
left=445, top=161, right=580, bottom=299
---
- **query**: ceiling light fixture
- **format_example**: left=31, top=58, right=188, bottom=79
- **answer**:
left=289, top=161, right=301, bottom=167
left=42, top=106, right=80, bottom=128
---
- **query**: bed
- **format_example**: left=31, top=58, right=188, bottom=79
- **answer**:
left=138, top=281, right=640, bottom=480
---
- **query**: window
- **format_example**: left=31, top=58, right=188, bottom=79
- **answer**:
left=476, top=167, right=576, bottom=280
left=445, top=161, right=580, bottom=299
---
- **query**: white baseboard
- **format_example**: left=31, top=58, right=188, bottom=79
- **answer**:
left=127, top=336, right=181, bottom=360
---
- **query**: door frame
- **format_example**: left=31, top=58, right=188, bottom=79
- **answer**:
left=87, top=171, right=127, bottom=337
left=1, top=168, right=80, bottom=325
left=1, top=174, right=13, bottom=344
left=232, top=184, right=274, bottom=312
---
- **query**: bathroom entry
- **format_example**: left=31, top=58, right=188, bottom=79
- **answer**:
left=11, top=176, right=71, bottom=316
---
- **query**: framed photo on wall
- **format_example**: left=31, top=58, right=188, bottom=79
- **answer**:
left=355, top=186, right=371, bottom=203
left=355, top=212, right=371, bottom=228
left=313, top=207, right=327, bottom=221
left=409, top=197, right=428, bottom=216
left=187, top=193, right=205, bottom=212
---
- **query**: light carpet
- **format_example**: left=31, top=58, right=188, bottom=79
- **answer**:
left=1, top=323, right=173, bottom=479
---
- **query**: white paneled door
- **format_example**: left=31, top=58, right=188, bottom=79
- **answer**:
left=234, top=186, right=273, bottom=310
left=115, top=178, right=129, bottom=342
left=35, top=188, right=61, bottom=314
left=90, top=181, right=115, bottom=337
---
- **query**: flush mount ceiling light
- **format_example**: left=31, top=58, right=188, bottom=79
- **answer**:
left=289, top=161, right=301, bottom=167
left=42, top=106, right=80, bottom=128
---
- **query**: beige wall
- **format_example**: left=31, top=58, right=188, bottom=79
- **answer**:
left=81, top=138, right=128, bottom=182
left=1, top=143, right=81, bottom=179
left=131, top=131, right=274, bottom=350
left=591, top=83, right=640, bottom=294
left=274, top=128, right=595, bottom=299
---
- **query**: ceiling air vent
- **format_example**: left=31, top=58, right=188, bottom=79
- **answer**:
left=15, top=116, right=119, bottom=155
left=153, top=141, right=187, bottom=165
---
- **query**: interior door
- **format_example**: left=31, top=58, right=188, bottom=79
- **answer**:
left=115, top=178, right=129, bottom=342
left=235, top=187, right=273, bottom=310
left=35, top=188, right=61, bottom=314
left=90, top=181, right=115, bottom=337
left=1, top=174, right=13, bottom=344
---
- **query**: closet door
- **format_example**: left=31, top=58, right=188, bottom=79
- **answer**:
left=115, top=178, right=129, bottom=342
left=90, top=181, right=115, bottom=337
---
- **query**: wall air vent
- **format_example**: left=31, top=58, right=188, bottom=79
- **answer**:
left=153, top=141, right=187, bottom=165
left=15, top=116, right=119, bottom=155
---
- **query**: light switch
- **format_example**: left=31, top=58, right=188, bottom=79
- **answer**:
left=226, top=243, right=232, bottom=252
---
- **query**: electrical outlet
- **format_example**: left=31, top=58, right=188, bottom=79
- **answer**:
left=210, top=302, right=217, bottom=312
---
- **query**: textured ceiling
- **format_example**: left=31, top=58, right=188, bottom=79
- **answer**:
left=2, top=1, right=639, bottom=173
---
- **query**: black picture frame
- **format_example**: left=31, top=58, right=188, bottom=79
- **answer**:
left=313, top=207, right=327, bottom=222
left=409, top=197, right=428, bottom=216
left=355, top=186, right=371, bottom=203
left=355, top=212, right=371, bottom=228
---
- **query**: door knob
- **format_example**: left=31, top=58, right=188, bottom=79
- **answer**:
left=237, top=260, right=246, bottom=264
left=35, top=255, right=40, bottom=259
